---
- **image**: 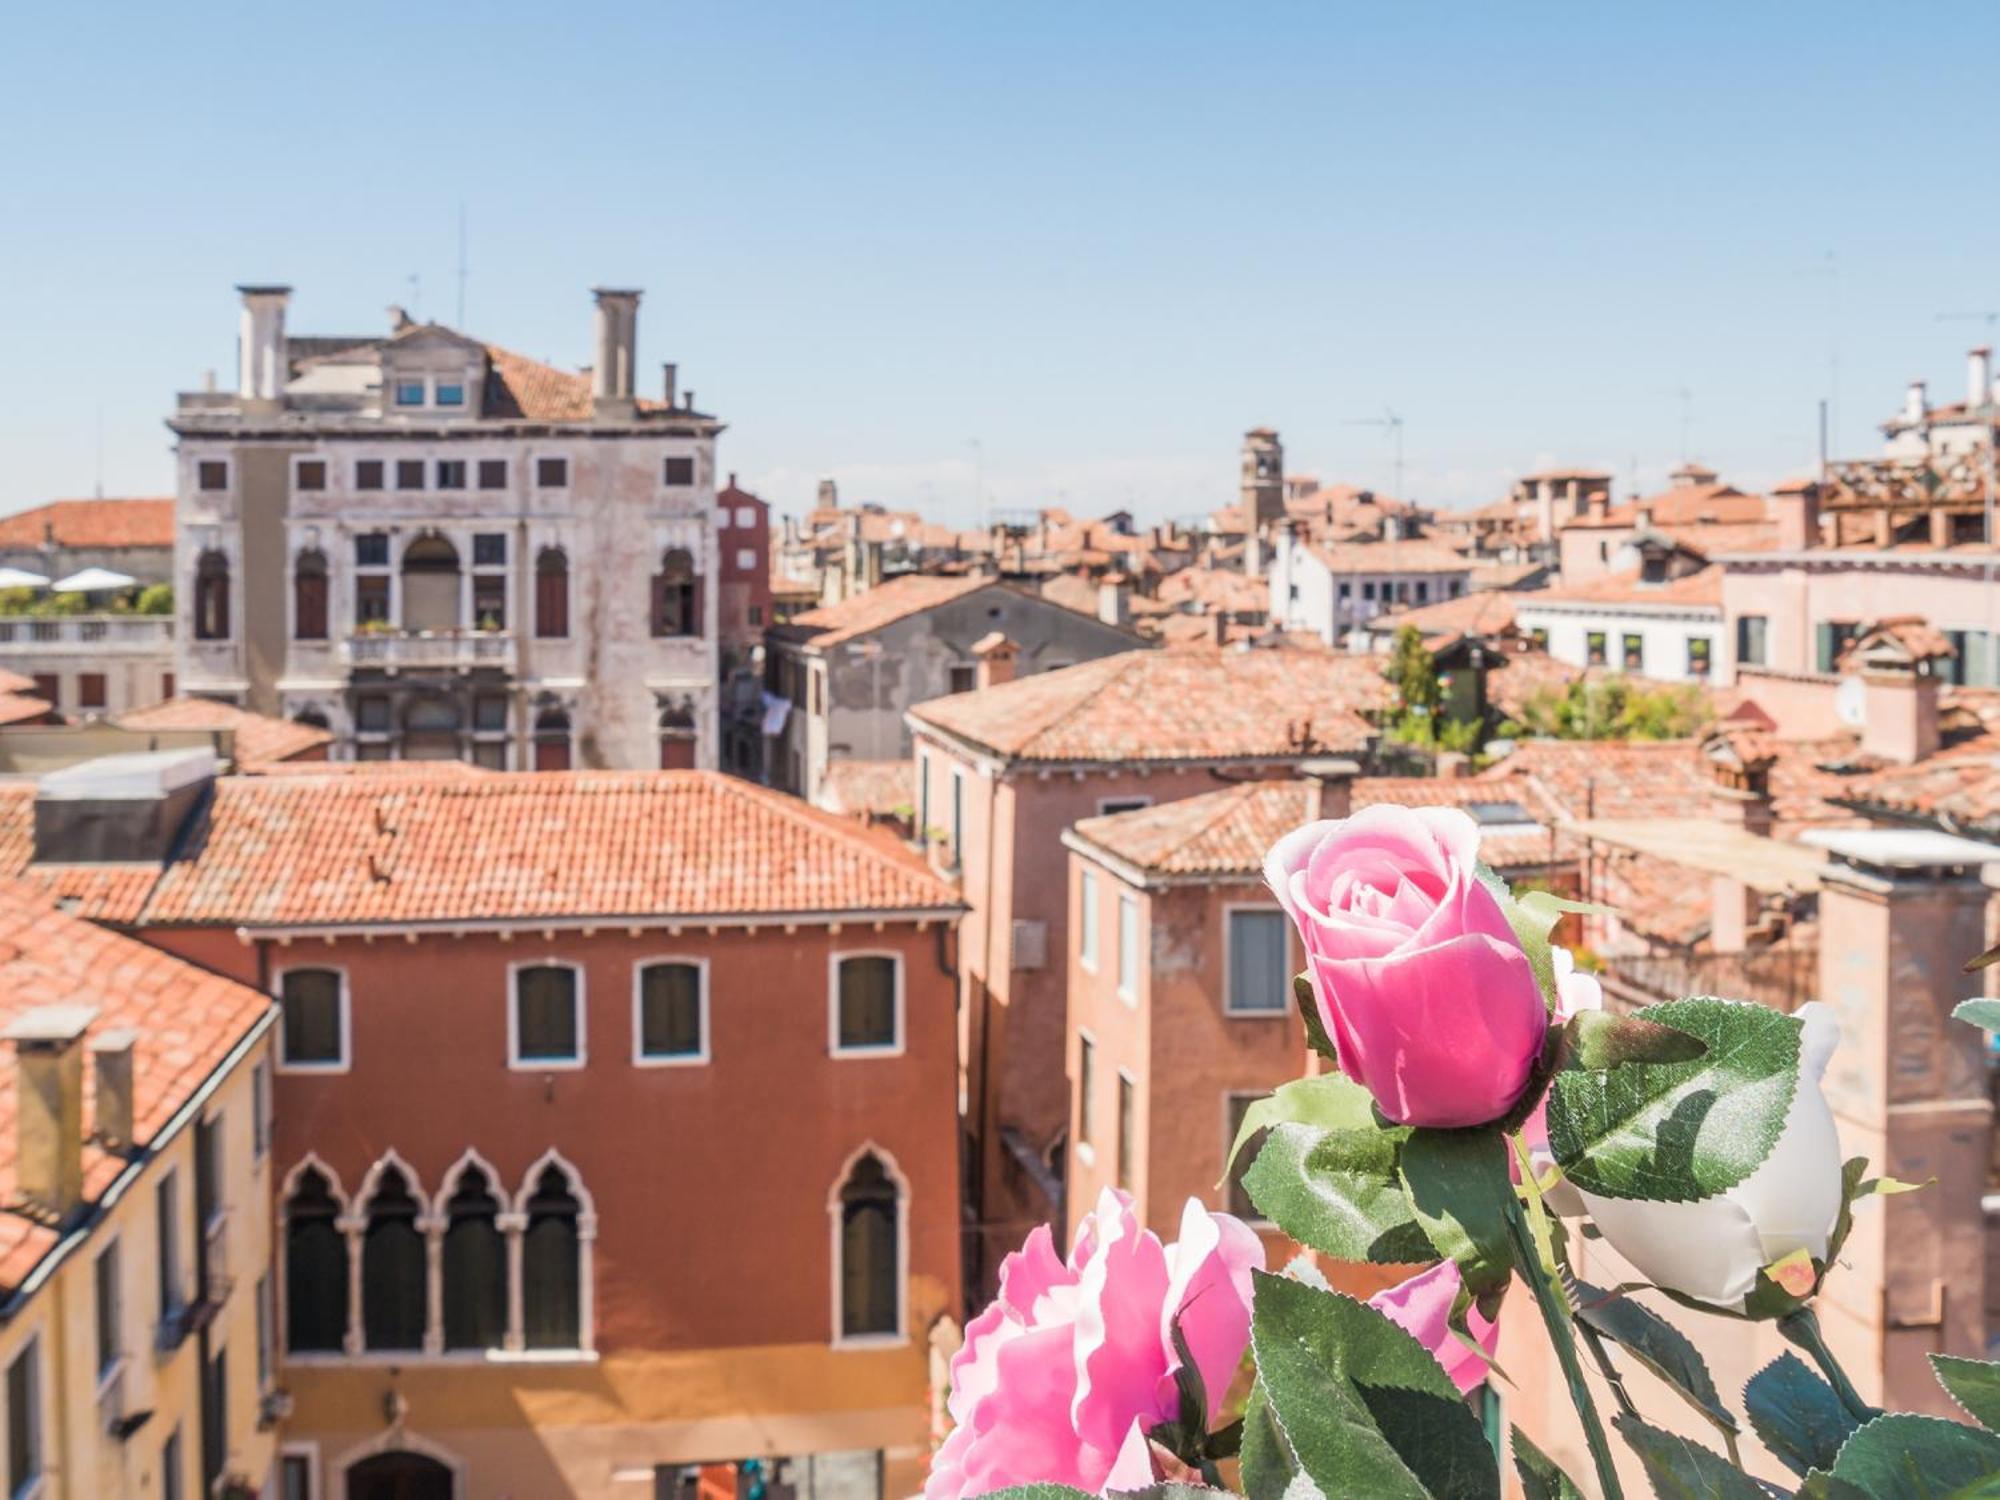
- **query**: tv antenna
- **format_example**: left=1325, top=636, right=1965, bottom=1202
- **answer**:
left=1342, top=408, right=1405, bottom=499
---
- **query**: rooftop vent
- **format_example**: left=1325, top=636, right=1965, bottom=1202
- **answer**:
left=33, top=748, right=216, bottom=865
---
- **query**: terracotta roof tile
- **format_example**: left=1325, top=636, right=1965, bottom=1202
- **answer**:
left=0, top=788, right=172, bottom=923
left=1530, top=564, right=1723, bottom=609
left=0, top=499, right=175, bottom=551
left=1375, top=589, right=1520, bottom=642
left=1303, top=539, right=1472, bottom=576
left=911, top=648, right=1390, bottom=764
left=779, top=574, right=996, bottom=646
left=0, top=881, right=271, bottom=1294
left=114, top=697, right=332, bottom=767
left=816, top=760, right=916, bottom=820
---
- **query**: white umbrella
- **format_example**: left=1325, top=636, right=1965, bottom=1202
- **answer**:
left=51, top=567, right=138, bottom=593
left=0, top=567, right=49, bottom=589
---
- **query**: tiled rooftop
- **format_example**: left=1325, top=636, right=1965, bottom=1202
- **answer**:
left=816, top=759, right=916, bottom=820
left=910, top=647, right=1390, bottom=764
left=115, top=696, right=333, bottom=767
left=1526, top=564, right=1724, bottom=609
left=1375, top=588, right=1520, bottom=642
left=1303, top=539, right=1472, bottom=576
left=0, top=499, right=175, bottom=551
left=1836, top=750, right=2000, bottom=838
left=776, top=573, right=996, bottom=646
left=0, top=881, right=271, bottom=1294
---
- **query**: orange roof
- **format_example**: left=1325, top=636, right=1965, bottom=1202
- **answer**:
left=1375, top=588, right=1520, bottom=642
left=115, top=696, right=332, bottom=767
left=481, top=342, right=594, bottom=421
left=1564, top=484, right=1769, bottom=532
left=1479, top=740, right=1711, bottom=822
left=910, top=648, right=1389, bottom=764
left=0, top=788, right=185, bottom=923
left=135, top=771, right=960, bottom=929
left=0, top=881, right=271, bottom=1294
left=1303, top=539, right=1472, bottom=576
left=779, top=574, right=995, bottom=646
left=816, top=759, right=916, bottom=820
left=1067, top=773, right=1553, bottom=879
left=1529, top=564, right=1724, bottom=609
left=0, top=499, right=174, bottom=551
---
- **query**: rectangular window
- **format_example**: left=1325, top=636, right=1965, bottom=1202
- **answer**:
left=1098, top=797, right=1150, bottom=816
left=280, top=1452, right=310, bottom=1500
left=473, top=695, right=509, bottom=732
left=157, top=1169, right=182, bottom=1319
left=1816, top=620, right=1858, bottom=674
left=1687, top=637, right=1713, bottom=677
left=1078, top=867, right=1100, bottom=970
left=295, top=460, right=327, bottom=491
left=203, top=1347, right=226, bottom=1489
left=355, top=696, right=391, bottom=733
left=6, top=1339, right=38, bottom=1499
left=737, top=506, right=757, bottom=528
left=1586, top=631, right=1608, bottom=666
left=436, top=459, right=467, bottom=490
left=279, top=970, right=344, bottom=1068
left=1226, top=909, right=1289, bottom=1015
left=513, top=966, right=582, bottom=1065
left=1415, top=580, right=1429, bottom=602
left=96, top=1240, right=121, bottom=1377
left=393, top=380, right=426, bottom=407
left=1226, top=1093, right=1266, bottom=1219
left=478, top=459, right=508, bottom=490
left=663, top=456, right=695, bottom=486
left=1622, top=633, right=1644, bottom=672
left=435, top=382, right=466, bottom=407
left=637, top=962, right=705, bottom=1061
left=736, top=548, right=756, bottom=570
left=251, top=1059, right=270, bottom=1159
left=1117, top=894, right=1139, bottom=1001
left=472, top=533, right=507, bottom=567
left=78, top=672, right=107, bottom=710
left=1337, top=582, right=1351, bottom=600
left=355, top=460, right=384, bottom=491
left=1736, top=614, right=1768, bottom=668
left=195, top=1111, right=222, bottom=1232
left=473, top=574, right=506, bottom=632
left=354, top=532, right=389, bottom=568
left=834, top=955, right=899, bottom=1053
left=748, top=605, right=763, bottom=626
left=1077, top=1034, right=1096, bottom=1145
left=1529, top=627, right=1549, bottom=651
left=916, top=750, right=931, bottom=849
left=1362, top=581, right=1377, bottom=601
left=355, top=576, right=390, bottom=627
left=1116, top=1073, right=1136, bottom=1191
left=395, top=459, right=426, bottom=491
left=536, top=456, right=569, bottom=488
left=947, top=664, right=977, bottom=694
left=30, top=674, right=56, bottom=707
left=197, top=460, right=228, bottom=491
left=471, top=742, right=508, bottom=771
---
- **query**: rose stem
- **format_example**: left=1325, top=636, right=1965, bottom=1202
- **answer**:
left=1778, top=1306, right=1878, bottom=1423
left=1503, top=1191, right=1626, bottom=1500
left=1569, top=1281, right=1744, bottom=1466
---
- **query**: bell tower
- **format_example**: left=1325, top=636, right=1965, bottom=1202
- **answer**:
left=1241, top=428, right=1284, bottom=528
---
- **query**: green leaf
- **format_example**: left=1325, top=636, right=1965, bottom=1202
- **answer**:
left=1933, top=1355, right=2000, bottom=1434
left=1572, top=1279, right=1736, bottom=1437
left=1827, top=1413, right=2000, bottom=1497
left=981, top=1488, right=1097, bottom=1500
left=1244, top=1123, right=1432, bottom=1264
left=1251, top=1271, right=1500, bottom=1500
left=1547, top=997, right=1802, bottom=1202
left=1562, top=1009, right=1709, bottom=1070
left=1224, top=1073, right=1379, bottom=1182
left=1239, top=1381, right=1311, bottom=1500
left=1397, top=1127, right=1515, bottom=1294
left=1294, top=972, right=1338, bottom=1061
left=1953, top=998, right=2000, bottom=1030
left=1745, top=1351, right=1857, bottom=1478
left=1108, top=1489, right=1234, bottom=1500
left=1612, top=1414, right=1767, bottom=1499
left=1827, top=1156, right=1871, bottom=1266
left=1509, top=1429, right=1586, bottom=1500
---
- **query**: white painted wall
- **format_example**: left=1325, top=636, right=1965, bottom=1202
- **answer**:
left=1513, top=601, right=1727, bottom=685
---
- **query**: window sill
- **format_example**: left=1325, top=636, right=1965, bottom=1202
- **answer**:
left=632, top=1051, right=710, bottom=1069
left=830, top=1044, right=905, bottom=1061
left=831, top=1332, right=908, bottom=1353
left=508, top=1057, right=586, bottom=1072
left=276, top=1059, right=349, bottom=1076
left=283, top=1348, right=598, bottom=1368
left=1222, top=1006, right=1291, bottom=1021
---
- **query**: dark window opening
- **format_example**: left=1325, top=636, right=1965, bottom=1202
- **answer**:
left=280, top=969, right=343, bottom=1066
left=515, top=965, right=579, bottom=1061
left=522, top=1166, right=582, bottom=1349
left=442, top=1167, right=506, bottom=1351
left=639, top=963, right=703, bottom=1059
left=650, top=548, right=701, bottom=637
left=361, top=1166, right=425, bottom=1351
left=294, top=549, right=329, bottom=641
left=193, top=551, right=230, bottom=641
left=838, top=1154, right=899, bottom=1339
left=836, top=956, right=897, bottom=1051
left=535, top=548, right=569, bottom=639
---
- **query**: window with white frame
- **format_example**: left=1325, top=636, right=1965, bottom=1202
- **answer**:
left=442, top=1162, right=506, bottom=1351
left=948, top=769, right=965, bottom=868
left=832, top=954, right=900, bottom=1054
left=393, top=379, right=426, bottom=408
left=736, top=507, right=756, bottom=528
left=95, top=1238, right=121, bottom=1380
left=361, top=1163, right=426, bottom=1351
left=278, top=969, right=345, bottom=1069
left=635, top=961, right=706, bottom=1062
left=833, top=1150, right=903, bottom=1342
left=1078, top=867, right=1100, bottom=971
left=1225, top=908, right=1290, bottom=1015
left=1116, top=1072, right=1136, bottom=1190
left=916, top=749, right=931, bottom=848
left=522, top=1161, right=585, bottom=1350
left=161, top=1425, right=183, bottom=1500
left=279, top=1447, right=315, bottom=1500
left=1116, top=893, right=1139, bottom=1001
left=512, top=964, right=583, bottom=1067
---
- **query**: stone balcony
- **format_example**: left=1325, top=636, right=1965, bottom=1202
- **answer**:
left=341, top=629, right=517, bottom=675
left=0, top=615, right=175, bottom=654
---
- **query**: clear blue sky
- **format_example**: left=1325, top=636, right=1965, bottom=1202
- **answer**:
left=3, top=2, right=1996, bottom=527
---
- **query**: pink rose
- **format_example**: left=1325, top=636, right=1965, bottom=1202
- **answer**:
left=1264, top=804, right=1549, bottom=1128
left=925, top=1191, right=1264, bottom=1500
left=1368, top=1259, right=1502, bottom=1396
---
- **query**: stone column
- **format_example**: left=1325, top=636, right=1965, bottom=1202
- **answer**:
left=1813, top=833, right=1993, bottom=1416
left=336, top=1210, right=367, bottom=1355
left=419, top=1213, right=445, bottom=1355
left=498, top=1210, right=527, bottom=1353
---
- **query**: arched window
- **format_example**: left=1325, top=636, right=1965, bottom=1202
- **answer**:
left=836, top=1151, right=901, bottom=1340
left=194, top=550, right=230, bottom=641
left=361, top=1163, right=427, bottom=1351
left=284, top=1166, right=348, bottom=1353
left=535, top=547, right=569, bottom=639
left=293, top=548, right=329, bottom=640
left=441, top=1163, right=506, bottom=1351
left=533, top=706, right=572, bottom=772
left=650, top=548, right=700, bottom=638
left=521, top=1164, right=582, bottom=1349
left=293, top=706, right=331, bottom=730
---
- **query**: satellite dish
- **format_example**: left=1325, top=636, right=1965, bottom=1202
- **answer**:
left=1835, top=676, right=1866, bottom=728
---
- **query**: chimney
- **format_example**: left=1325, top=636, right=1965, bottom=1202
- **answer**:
left=34, top=748, right=217, bottom=864
left=1858, top=631, right=1942, bottom=766
left=972, top=632, right=1017, bottom=690
left=1097, top=575, right=1131, bottom=627
left=6, top=1005, right=96, bottom=1219
left=91, top=1029, right=137, bottom=1150
left=662, top=362, right=678, bottom=409
left=1904, top=379, right=1929, bottom=424
left=1704, top=734, right=1775, bottom=836
left=235, top=284, right=291, bottom=404
left=1971, top=349, right=1992, bottom=410
left=1775, top=480, right=1822, bottom=552
left=1634, top=500, right=1655, bottom=532
left=1434, top=751, right=1471, bottom=780
left=817, top=479, right=840, bottom=512
left=589, top=287, right=641, bottom=413
left=1298, top=757, right=1360, bottom=821
left=1586, top=491, right=1609, bottom=523
left=1244, top=527, right=1264, bottom=580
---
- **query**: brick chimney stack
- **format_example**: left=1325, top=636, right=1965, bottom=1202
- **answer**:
left=972, top=632, right=1018, bottom=691
left=1970, top=347, right=1992, bottom=409
left=5, top=1005, right=97, bottom=1219
left=1851, top=620, right=1945, bottom=766
left=1298, top=757, right=1360, bottom=822
left=1774, top=479, right=1822, bottom=552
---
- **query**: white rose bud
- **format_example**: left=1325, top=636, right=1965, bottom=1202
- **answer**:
left=1579, top=1002, right=1844, bottom=1311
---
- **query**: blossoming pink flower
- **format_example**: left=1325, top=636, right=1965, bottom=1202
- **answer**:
left=924, top=1191, right=1264, bottom=1500
left=1265, top=804, right=1548, bottom=1128
left=1367, top=1259, right=1501, bottom=1396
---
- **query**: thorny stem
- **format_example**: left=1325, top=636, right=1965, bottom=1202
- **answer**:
left=1504, top=1192, right=1626, bottom=1500
left=1780, top=1306, right=1878, bottom=1424
left=1569, top=1276, right=1744, bottom=1467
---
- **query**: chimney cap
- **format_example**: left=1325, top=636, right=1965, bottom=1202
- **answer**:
left=36, top=748, right=217, bottom=803
left=89, top=1028, right=140, bottom=1054
left=4, top=1005, right=97, bottom=1047
left=234, top=284, right=292, bottom=298
left=590, top=286, right=643, bottom=301
left=971, top=631, right=1017, bottom=659
left=1298, top=757, right=1362, bottom=782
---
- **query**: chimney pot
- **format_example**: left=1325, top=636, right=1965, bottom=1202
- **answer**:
left=1905, top=379, right=1929, bottom=424
left=971, top=631, right=1018, bottom=691
left=662, top=362, right=678, bottom=408
left=90, top=1029, right=138, bottom=1150
left=1096, top=577, right=1131, bottom=627
left=6, top=1005, right=96, bottom=1218
left=1298, top=757, right=1360, bottom=821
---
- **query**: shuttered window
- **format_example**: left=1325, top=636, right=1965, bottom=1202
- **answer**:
left=1225, top=909, right=1289, bottom=1015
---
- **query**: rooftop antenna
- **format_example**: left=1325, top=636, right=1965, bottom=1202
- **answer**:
left=1342, top=407, right=1405, bottom=499
left=406, top=273, right=422, bottom=324
left=455, top=203, right=468, bottom=328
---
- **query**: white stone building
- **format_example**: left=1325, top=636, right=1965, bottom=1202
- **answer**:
left=1513, top=536, right=1728, bottom=685
left=167, top=286, right=721, bottom=769
left=1267, top=531, right=1473, bottom=646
